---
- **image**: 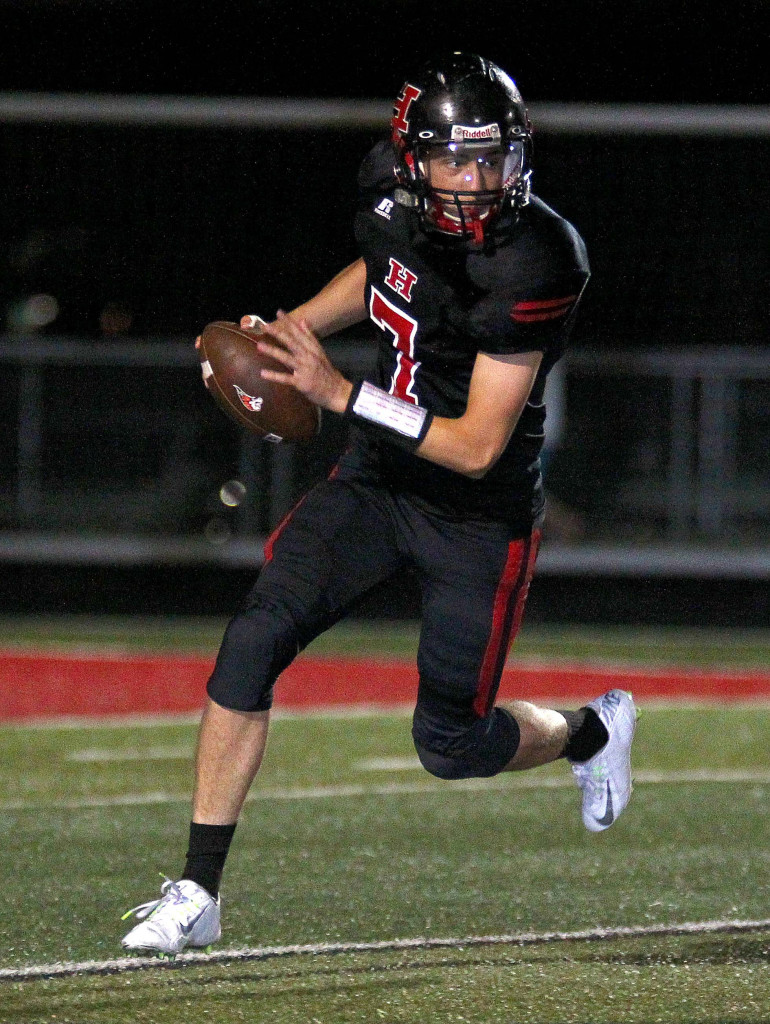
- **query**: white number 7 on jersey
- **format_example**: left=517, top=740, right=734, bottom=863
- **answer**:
left=369, top=287, right=421, bottom=405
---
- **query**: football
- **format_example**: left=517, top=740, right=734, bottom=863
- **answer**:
left=198, top=320, right=321, bottom=442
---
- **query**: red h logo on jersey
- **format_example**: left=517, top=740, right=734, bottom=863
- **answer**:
left=392, top=84, right=422, bottom=135
left=384, top=258, right=418, bottom=303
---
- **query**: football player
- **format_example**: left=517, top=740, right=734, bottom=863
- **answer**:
left=122, top=52, right=637, bottom=957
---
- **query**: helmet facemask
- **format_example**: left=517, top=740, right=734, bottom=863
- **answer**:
left=411, top=139, right=529, bottom=244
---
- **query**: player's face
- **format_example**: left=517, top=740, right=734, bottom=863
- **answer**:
left=424, top=144, right=506, bottom=197
left=415, top=140, right=525, bottom=239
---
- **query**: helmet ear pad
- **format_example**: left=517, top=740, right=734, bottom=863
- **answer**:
left=393, top=137, right=420, bottom=188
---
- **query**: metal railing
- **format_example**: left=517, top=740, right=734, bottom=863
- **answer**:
left=1, top=97, right=767, bottom=576
left=565, top=347, right=770, bottom=539
left=1, top=334, right=768, bottom=577
left=2, top=93, right=769, bottom=135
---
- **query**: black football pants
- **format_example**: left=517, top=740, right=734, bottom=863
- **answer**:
left=207, top=465, right=541, bottom=779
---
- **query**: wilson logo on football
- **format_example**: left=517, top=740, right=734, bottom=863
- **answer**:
left=233, top=384, right=264, bottom=412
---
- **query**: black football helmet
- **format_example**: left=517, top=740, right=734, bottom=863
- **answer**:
left=391, top=52, right=532, bottom=244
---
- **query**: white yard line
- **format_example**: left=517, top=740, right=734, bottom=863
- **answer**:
left=2, top=769, right=770, bottom=812
left=2, top=916, right=768, bottom=981
left=357, top=755, right=423, bottom=771
left=66, top=746, right=193, bottom=763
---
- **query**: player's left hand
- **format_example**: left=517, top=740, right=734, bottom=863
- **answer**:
left=255, top=311, right=353, bottom=414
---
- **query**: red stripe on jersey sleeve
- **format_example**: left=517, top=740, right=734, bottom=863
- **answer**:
left=512, top=306, right=573, bottom=322
left=510, top=294, right=578, bottom=323
left=513, top=294, right=578, bottom=311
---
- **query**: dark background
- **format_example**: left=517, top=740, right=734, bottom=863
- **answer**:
left=2, top=0, right=769, bottom=104
left=2, top=0, right=768, bottom=343
left=1, top=0, right=768, bottom=624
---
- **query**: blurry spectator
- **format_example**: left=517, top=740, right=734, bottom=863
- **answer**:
left=6, top=292, right=60, bottom=332
left=99, top=301, right=134, bottom=337
left=4, top=225, right=104, bottom=336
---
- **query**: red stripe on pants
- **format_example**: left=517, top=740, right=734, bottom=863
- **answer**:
left=263, top=462, right=341, bottom=563
left=473, top=529, right=541, bottom=717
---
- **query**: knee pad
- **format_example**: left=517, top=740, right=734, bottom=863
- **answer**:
left=412, top=705, right=520, bottom=780
left=206, top=593, right=300, bottom=712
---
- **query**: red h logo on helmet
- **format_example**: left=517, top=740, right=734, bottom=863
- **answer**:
left=392, top=83, right=422, bottom=135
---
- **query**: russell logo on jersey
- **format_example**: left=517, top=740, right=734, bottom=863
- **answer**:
left=375, top=198, right=395, bottom=220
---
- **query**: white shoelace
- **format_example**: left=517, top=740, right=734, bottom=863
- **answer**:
left=574, top=761, right=609, bottom=795
left=121, top=876, right=185, bottom=922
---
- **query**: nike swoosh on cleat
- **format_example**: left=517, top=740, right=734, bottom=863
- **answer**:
left=597, top=783, right=615, bottom=826
left=179, top=908, right=207, bottom=937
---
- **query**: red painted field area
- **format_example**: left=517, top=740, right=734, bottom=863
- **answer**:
left=2, top=651, right=770, bottom=721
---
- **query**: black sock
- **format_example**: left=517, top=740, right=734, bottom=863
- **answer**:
left=181, top=822, right=237, bottom=898
left=558, top=708, right=609, bottom=762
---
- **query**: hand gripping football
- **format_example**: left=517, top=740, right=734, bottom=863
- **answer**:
left=198, top=320, right=321, bottom=442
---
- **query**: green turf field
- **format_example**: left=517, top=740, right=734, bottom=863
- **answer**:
left=2, top=632, right=770, bottom=1024
left=3, top=615, right=770, bottom=667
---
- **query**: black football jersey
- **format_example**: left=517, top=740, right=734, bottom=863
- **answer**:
left=350, top=140, right=590, bottom=526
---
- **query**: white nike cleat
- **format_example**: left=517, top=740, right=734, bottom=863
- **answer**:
left=570, top=689, right=637, bottom=833
left=121, top=877, right=221, bottom=957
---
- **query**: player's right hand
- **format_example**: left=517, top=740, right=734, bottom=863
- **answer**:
left=255, top=310, right=352, bottom=414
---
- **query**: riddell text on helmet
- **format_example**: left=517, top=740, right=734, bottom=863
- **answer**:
left=450, top=124, right=502, bottom=141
